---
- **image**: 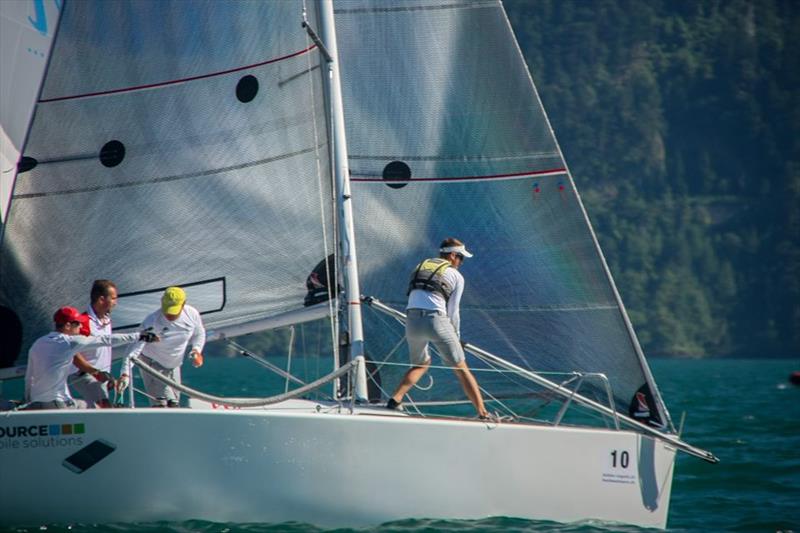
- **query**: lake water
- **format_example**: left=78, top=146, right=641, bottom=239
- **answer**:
left=3, top=358, right=798, bottom=532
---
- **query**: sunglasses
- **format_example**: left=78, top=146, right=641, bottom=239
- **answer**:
left=68, top=320, right=82, bottom=327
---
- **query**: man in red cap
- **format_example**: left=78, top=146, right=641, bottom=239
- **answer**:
left=23, top=306, right=159, bottom=410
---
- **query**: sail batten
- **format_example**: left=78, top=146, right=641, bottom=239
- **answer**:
left=12, top=146, right=325, bottom=200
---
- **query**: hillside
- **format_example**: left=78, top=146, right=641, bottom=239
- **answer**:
left=505, top=0, right=800, bottom=356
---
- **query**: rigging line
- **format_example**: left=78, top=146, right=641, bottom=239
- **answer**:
left=351, top=168, right=567, bottom=184
left=362, top=300, right=618, bottom=313
left=285, top=326, right=296, bottom=395
left=361, top=306, right=407, bottom=368
left=334, top=1, right=497, bottom=15
left=13, top=146, right=319, bottom=200
left=467, top=344, right=539, bottom=396
left=469, top=303, right=619, bottom=312
left=38, top=44, right=319, bottom=103
left=131, top=355, right=358, bottom=408
left=302, top=1, right=339, bottom=372
left=474, top=379, right=515, bottom=417
left=278, top=64, right=320, bottom=88
left=360, top=306, right=443, bottom=389
left=360, top=309, right=413, bottom=390
left=456, top=333, right=549, bottom=407
left=226, top=339, right=313, bottom=394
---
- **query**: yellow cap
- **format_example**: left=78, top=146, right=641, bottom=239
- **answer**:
left=161, top=286, right=186, bottom=315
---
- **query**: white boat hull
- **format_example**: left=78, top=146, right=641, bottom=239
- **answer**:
left=0, top=401, right=675, bottom=528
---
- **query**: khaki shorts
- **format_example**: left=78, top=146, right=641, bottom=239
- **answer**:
left=139, top=355, right=182, bottom=407
left=68, top=372, right=109, bottom=407
left=405, top=308, right=465, bottom=367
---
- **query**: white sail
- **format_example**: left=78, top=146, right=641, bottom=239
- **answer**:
left=0, top=1, right=338, bottom=364
left=0, top=0, right=62, bottom=223
left=333, top=0, right=670, bottom=427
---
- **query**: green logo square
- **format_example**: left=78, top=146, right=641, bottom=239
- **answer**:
left=73, top=423, right=85, bottom=434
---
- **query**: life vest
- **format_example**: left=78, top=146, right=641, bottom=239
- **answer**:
left=407, top=258, right=453, bottom=301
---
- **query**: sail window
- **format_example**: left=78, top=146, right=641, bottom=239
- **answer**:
left=17, top=156, right=38, bottom=173
left=112, top=278, right=226, bottom=330
left=0, top=306, right=23, bottom=367
left=305, top=254, right=338, bottom=306
left=99, top=140, right=125, bottom=168
left=236, top=75, right=259, bottom=103
left=382, top=161, right=411, bottom=189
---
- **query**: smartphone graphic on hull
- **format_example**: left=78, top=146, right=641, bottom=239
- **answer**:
left=62, top=439, right=116, bottom=474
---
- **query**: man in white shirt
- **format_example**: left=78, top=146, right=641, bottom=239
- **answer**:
left=387, top=237, right=488, bottom=418
left=127, top=286, right=205, bottom=407
left=68, top=280, right=118, bottom=408
left=24, top=306, right=159, bottom=410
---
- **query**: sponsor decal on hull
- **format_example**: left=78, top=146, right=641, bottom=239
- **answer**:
left=0, top=423, right=85, bottom=450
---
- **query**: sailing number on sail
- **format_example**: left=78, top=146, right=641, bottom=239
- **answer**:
left=27, top=0, right=62, bottom=37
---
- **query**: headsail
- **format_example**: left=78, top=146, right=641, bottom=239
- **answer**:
left=0, top=1, right=337, bottom=365
left=334, top=0, right=672, bottom=428
left=0, top=0, right=62, bottom=224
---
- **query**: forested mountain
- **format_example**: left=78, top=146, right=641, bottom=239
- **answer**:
left=505, top=0, right=799, bottom=356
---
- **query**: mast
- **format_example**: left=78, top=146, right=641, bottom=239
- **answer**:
left=313, top=0, right=368, bottom=401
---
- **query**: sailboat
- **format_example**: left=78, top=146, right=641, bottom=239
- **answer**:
left=0, top=0, right=716, bottom=528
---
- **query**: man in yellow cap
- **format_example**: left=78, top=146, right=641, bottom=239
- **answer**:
left=126, top=286, right=206, bottom=407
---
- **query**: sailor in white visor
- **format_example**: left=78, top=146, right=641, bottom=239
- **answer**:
left=387, top=237, right=488, bottom=418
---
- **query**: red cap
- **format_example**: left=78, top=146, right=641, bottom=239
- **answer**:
left=53, top=306, right=81, bottom=326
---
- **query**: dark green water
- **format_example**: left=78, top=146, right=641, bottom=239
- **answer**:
left=3, top=358, right=799, bottom=532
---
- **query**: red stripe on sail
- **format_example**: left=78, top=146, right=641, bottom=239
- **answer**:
left=39, top=45, right=318, bottom=103
left=351, top=168, right=567, bottom=183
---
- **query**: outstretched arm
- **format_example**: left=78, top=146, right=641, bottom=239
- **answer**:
left=72, top=353, right=114, bottom=384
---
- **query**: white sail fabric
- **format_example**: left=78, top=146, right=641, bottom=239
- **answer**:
left=0, top=0, right=62, bottom=223
left=0, top=1, right=336, bottom=363
left=335, top=0, right=670, bottom=425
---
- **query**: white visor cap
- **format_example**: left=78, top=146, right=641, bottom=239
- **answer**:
left=440, top=245, right=473, bottom=258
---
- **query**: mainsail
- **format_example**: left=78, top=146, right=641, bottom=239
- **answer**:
left=0, top=1, right=337, bottom=365
left=334, top=0, right=671, bottom=427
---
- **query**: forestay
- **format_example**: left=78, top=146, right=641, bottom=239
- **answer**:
left=0, top=1, right=337, bottom=365
left=334, top=0, right=671, bottom=427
